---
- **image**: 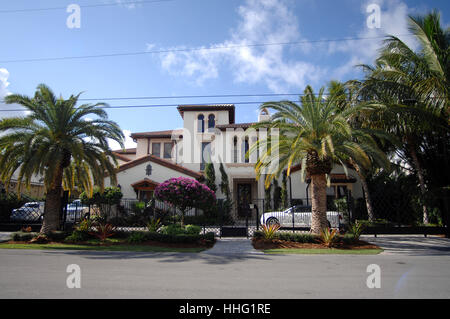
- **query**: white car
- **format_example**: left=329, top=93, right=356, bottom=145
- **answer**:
left=260, top=205, right=344, bottom=229
left=65, top=200, right=89, bottom=221
left=10, top=202, right=45, bottom=222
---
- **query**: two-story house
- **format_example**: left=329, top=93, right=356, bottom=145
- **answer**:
left=107, top=104, right=363, bottom=219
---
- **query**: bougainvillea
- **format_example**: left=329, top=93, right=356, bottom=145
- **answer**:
left=154, top=177, right=216, bottom=224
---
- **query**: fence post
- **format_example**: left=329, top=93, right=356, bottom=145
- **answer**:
left=292, top=208, right=295, bottom=233
left=346, top=189, right=353, bottom=223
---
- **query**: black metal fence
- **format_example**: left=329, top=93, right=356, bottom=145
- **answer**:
left=1, top=191, right=447, bottom=237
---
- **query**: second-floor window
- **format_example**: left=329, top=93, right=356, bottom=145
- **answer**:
left=233, top=136, right=238, bottom=163
left=152, top=143, right=161, bottom=157
left=198, top=114, right=205, bottom=133
left=208, top=114, right=215, bottom=131
left=163, top=142, right=173, bottom=159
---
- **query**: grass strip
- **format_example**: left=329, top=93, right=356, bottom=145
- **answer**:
left=263, top=248, right=383, bottom=255
left=0, top=243, right=205, bottom=253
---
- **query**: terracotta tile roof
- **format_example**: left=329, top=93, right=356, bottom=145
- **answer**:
left=113, top=152, right=133, bottom=162
left=216, top=122, right=257, bottom=130
left=113, top=148, right=136, bottom=154
left=130, top=129, right=183, bottom=139
left=177, top=104, right=235, bottom=124
left=116, top=154, right=203, bottom=179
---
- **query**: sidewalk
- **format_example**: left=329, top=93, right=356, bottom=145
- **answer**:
left=0, top=232, right=12, bottom=243
left=203, top=237, right=262, bottom=255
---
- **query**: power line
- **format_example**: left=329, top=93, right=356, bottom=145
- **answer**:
left=0, top=97, right=445, bottom=113
left=0, top=101, right=290, bottom=112
left=0, top=34, right=410, bottom=64
left=0, top=0, right=176, bottom=14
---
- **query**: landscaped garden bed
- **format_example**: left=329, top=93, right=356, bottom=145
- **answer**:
left=0, top=220, right=216, bottom=252
left=252, top=224, right=383, bottom=254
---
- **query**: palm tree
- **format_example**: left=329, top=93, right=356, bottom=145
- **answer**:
left=328, top=80, right=393, bottom=222
left=251, top=86, right=387, bottom=234
left=0, top=84, right=124, bottom=233
left=358, top=11, right=449, bottom=223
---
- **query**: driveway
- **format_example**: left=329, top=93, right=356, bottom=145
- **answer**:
left=362, top=235, right=450, bottom=256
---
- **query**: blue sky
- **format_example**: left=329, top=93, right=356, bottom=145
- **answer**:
left=0, top=0, right=448, bottom=149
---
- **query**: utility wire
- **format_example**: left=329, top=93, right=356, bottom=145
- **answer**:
left=0, top=92, right=332, bottom=104
left=0, top=97, right=445, bottom=112
left=0, top=0, right=176, bottom=14
left=0, top=34, right=410, bottom=64
left=0, top=100, right=295, bottom=112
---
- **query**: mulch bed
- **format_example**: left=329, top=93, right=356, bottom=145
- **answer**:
left=252, top=238, right=380, bottom=250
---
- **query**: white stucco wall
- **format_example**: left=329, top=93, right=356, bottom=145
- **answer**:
left=104, top=159, right=200, bottom=199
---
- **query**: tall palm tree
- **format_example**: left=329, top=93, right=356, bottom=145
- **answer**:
left=0, top=84, right=124, bottom=233
left=251, top=86, right=387, bottom=234
left=358, top=11, right=449, bottom=223
left=328, top=80, right=394, bottom=222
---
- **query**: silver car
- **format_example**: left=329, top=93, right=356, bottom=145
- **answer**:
left=10, top=202, right=45, bottom=222
left=65, top=200, right=89, bottom=221
left=260, top=205, right=344, bottom=229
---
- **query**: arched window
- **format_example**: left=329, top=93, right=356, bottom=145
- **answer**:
left=208, top=114, right=215, bottom=131
left=242, top=137, right=249, bottom=163
left=197, top=114, right=205, bottom=133
left=233, top=136, right=238, bottom=163
left=145, top=164, right=152, bottom=176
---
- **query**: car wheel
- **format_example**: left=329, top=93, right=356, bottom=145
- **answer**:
left=266, top=218, right=280, bottom=227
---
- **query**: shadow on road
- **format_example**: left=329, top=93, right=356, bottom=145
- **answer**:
left=40, top=249, right=270, bottom=264
left=363, top=235, right=450, bottom=256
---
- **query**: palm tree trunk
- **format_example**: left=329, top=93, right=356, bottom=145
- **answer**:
left=408, top=141, right=429, bottom=224
left=310, top=174, right=328, bottom=234
left=351, top=161, right=375, bottom=222
left=40, top=166, right=64, bottom=234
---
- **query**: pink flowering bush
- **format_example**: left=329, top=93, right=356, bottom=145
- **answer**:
left=154, top=177, right=216, bottom=225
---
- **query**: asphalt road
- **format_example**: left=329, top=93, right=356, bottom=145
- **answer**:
left=1, top=236, right=450, bottom=299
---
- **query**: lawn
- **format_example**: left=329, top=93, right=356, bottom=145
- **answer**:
left=263, top=248, right=383, bottom=255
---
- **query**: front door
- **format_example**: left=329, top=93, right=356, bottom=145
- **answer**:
left=237, top=183, right=252, bottom=218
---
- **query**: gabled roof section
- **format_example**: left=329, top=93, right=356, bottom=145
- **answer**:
left=177, top=104, right=235, bottom=124
left=130, top=129, right=183, bottom=139
left=114, top=148, right=136, bottom=155
left=117, top=154, right=203, bottom=179
left=113, top=152, right=133, bottom=162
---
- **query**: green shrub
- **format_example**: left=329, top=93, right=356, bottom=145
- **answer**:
left=184, top=224, right=201, bottom=235
left=159, top=224, right=185, bottom=235
left=159, top=224, right=201, bottom=236
left=127, top=231, right=148, bottom=244
left=261, top=224, right=280, bottom=240
left=347, top=221, right=365, bottom=241
left=147, top=218, right=161, bottom=232
left=320, top=228, right=338, bottom=247
left=47, top=231, right=69, bottom=241
left=341, top=233, right=357, bottom=245
left=11, top=231, right=39, bottom=242
left=64, top=230, right=91, bottom=243
left=253, top=231, right=318, bottom=243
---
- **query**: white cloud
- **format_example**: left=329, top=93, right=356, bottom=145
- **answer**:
left=156, top=0, right=323, bottom=92
left=0, top=68, right=27, bottom=119
left=108, top=129, right=137, bottom=151
left=327, top=0, right=419, bottom=79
